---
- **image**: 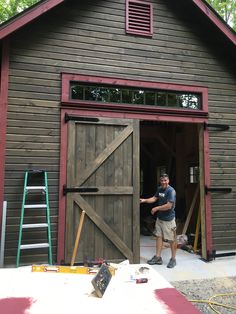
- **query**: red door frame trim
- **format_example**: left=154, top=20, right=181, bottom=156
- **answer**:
left=203, top=127, right=212, bottom=255
left=57, top=110, right=67, bottom=263
left=57, top=105, right=212, bottom=263
left=0, top=39, right=9, bottom=237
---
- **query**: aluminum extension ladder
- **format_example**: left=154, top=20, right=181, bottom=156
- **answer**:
left=16, top=170, right=52, bottom=267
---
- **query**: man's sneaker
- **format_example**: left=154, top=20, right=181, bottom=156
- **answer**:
left=167, top=258, right=176, bottom=268
left=147, top=255, right=163, bottom=265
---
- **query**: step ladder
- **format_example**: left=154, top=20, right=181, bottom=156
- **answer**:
left=16, top=170, right=53, bottom=267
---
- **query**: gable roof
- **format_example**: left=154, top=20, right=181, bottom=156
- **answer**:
left=0, top=0, right=235, bottom=46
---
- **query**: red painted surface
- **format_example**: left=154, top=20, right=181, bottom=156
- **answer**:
left=0, top=39, right=9, bottom=237
left=57, top=111, right=68, bottom=263
left=192, top=0, right=236, bottom=45
left=126, top=0, right=153, bottom=37
left=0, top=297, right=34, bottom=314
left=203, top=126, right=213, bottom=256
left=0, top=0, right=65, bottom=40
left=154, top=288, right=201, bottom=313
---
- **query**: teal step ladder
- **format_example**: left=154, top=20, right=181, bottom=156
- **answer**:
left=16, top=170, right=52, bottom=267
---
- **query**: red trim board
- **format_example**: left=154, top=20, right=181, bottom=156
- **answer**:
left=203, top=127, right=212, bottom=254
left=0, top=40, right=9, bottom=237
left=57, top=111, right=68, bottom=263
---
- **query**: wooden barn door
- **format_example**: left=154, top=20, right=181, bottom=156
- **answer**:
left=64, top=116, right=140, bottom=263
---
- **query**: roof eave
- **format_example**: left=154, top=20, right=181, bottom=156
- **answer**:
left=192, top=0, right=236, bottom=46
left=0, top=0, right=65, bottom=40
left=0, top=0, right=235, bottom=47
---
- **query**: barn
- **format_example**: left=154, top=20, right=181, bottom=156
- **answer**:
left=0, top=0, right=236, bottom=266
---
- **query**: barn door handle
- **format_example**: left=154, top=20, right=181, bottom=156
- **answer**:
left=63, top=185, right=99, bottom=195
left=205, top=186, right=232, bottom=194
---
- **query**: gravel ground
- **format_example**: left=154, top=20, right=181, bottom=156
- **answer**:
left=171, top=276, right=236, bottom=313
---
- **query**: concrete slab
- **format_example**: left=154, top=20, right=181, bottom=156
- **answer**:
left=140, top=235, right=236, bottom=282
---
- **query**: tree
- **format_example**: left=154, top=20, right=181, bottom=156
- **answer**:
left=0, top=0, right=40, bottom=24
left=206, top=0, right=236, bottom=31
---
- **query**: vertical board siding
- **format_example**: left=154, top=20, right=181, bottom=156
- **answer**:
left=4, top=0, right=236, bottom=264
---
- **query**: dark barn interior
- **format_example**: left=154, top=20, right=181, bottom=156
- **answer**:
left=140, top=121, right=200, bottom=244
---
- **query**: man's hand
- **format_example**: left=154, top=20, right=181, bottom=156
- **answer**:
left=151, top=207, right=158, bottom=215
left=140, top=198, right=146, bottom=203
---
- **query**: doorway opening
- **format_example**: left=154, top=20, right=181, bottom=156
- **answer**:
left=140, top=120, right=201, bottom=256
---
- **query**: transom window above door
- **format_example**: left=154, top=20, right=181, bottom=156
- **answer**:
left=70, top=82, right=201, bottom=110
left=61, top=73, right=208, bottom=118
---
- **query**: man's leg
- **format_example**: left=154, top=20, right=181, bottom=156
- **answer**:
left=170, top=240, right=177, bottom=259
left=167, top=226, right=177, bottom=268
left=147, top=218, right=164, bottom=265
left=147, top=235, right=163, bottom=265
left=156, top=236, right=163, bottom=257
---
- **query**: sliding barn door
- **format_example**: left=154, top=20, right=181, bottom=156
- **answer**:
left=65, top=116, right=140, bottom=263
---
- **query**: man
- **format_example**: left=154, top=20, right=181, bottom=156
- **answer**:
left=140, top=173, right=177, bottom=268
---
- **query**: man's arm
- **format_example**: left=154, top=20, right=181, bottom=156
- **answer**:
left=140, top=196, right=158, bottom=204
left=151, top=201, right=173, bottom=215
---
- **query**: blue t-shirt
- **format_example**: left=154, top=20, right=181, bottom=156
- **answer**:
left=154, top=185, right=176, bottom=221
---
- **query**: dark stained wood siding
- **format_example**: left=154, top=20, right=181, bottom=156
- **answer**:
left=4, top=0, right=236, bottom=264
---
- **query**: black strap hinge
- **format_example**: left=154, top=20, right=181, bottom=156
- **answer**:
left=63, top=185, right=99, bottom=195
left=204, top=122, right=229, bottom=131
left=211, top=250, right=236, bottom=259
left=205, top=186, right=232, bottom=194
left=64, top=113, right=99, bottom=123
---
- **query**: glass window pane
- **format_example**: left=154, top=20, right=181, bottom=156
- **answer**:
left=167, top=93, right=178, bottom=107
left=97, top=88, right=110, bottom=102
left=69, top=82, right=202, bottom=110
left=145, top=91, right=155, bottom=106
left=189, top=166, right=199, bottom=183
left=85, top=86, right=96, bottom=101
left=180, top=94, right=200, bottom=110
left=122, top=89, right=133, bottom=103
left=110, top=88, right=121, bottom=103
left=133, top=90, right=144, bottom=104
left=157, top=92, right=166, bottom=106
left=71, top=84, right=83, bottom=99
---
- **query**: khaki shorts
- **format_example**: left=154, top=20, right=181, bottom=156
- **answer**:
left=154, top=218, right=176, bottom=242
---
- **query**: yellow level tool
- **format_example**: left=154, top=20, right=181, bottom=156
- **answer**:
left=32, top=264, right=116, bottom=276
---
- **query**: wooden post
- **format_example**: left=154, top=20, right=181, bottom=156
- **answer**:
left=182, top=185, right=199, bottom=235
left=193, top=208, right=201, bottom=252
left=70, top=210, right=86, bottom=266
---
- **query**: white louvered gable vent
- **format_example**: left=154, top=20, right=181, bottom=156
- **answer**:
left=126, top=0, right=153, bottom=36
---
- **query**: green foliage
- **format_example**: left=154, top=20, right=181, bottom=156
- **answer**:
left=0, top=0, right=40, bottom=24
left=206, top=0, right=236, bottom=31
